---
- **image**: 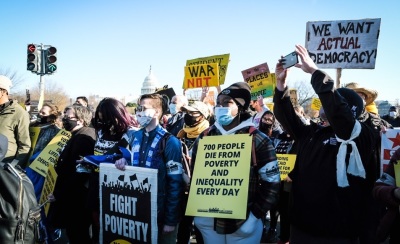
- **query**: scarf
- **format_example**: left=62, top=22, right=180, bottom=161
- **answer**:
left=131, top=126, right=166, bottom=168
left=335, top=120, right=365, bottom=187
left=179, top=119, right=210, bottom=139
left=214, top=118, right=255, bottom=135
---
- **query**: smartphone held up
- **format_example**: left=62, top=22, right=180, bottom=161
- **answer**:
left=281, top=51, right=299, bottom=69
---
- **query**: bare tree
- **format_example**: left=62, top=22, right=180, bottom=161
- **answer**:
left=0, top=68, right=27, bottom=91
left=288, top=80, right=317, bottom=116
left=13, top=79, right=70, bottom=111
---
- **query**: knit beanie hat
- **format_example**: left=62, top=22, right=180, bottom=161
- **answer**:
left=218, top=82, right=251, bottom=109
left=0, top=75, right=12, bottom=93
left=337, top=88, right=364, bottom=119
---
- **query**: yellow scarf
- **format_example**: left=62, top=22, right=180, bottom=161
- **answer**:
left=365, top=102, right=378, bottom=115
left=177, top=119, right=210, bottom=139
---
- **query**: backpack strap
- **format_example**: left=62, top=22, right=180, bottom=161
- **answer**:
left=159, top=133, right=191, bottom=180
left=248, top=126, right=258, bottom=167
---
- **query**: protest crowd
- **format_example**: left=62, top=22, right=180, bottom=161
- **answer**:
left=1, top=19, right=399, bottom=244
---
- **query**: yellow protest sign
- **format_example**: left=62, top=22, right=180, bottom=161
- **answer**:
left=29, top=127, right=41, bottom=159
left=185, top=53, right=230, bottom=87
left=266, top=103, right=274, bottom=111
left=277, top=154, right=296, bottom=181
left=29, top=129, right=71, bottom=177
left=186, top=134, right=251, bottom=219
left=39, top=163, right=58, bottom=216
left=311, top=97, right=322, bottom=111
left=183, top=63, right=219, bottom=89
left=395, top=161, right=400, bottom=187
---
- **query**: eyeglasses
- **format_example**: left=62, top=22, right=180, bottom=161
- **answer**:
left=136, top=106, right=153, bottom=112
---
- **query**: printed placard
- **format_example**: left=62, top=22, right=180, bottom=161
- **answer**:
left=241, top=63, right=270, bottom=82
left=100, top=164, right=158, bottom=244
left=185, top=53, right=230, bottom=86
left=29, top=129, right=71, bottom=177
left=311, top=97, right=322, bottom=111
left=186, top=134, right=252, bottom=219
left=277, top=154, right=296, bottom=181
left=183, top=63, right=219, bottom=89
left=28, top=126, right=41, bottom=159
left=381, top=129, right=400, bottom=172
left=306, top=18, right=381, bottom=69
left=39, top=164, right=57, bottom=216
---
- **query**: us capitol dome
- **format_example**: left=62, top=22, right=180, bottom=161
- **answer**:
left=141, top=66, right=160, bottom=95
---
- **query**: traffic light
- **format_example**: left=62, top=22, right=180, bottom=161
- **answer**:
left=27, top=44, right=41, bottom=73
left=45, top=46, right=57, bottom=74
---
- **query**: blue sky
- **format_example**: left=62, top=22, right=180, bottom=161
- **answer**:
left=1, top=0, right=399, bottom=101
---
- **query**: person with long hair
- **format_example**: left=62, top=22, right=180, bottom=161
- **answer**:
left=85, top=97, right=138, bottom=243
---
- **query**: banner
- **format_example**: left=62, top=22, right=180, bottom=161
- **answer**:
left=277, top=154, right=296, bottom=181
left=29, top=129, right=71, bottom=177
left=100, top=164, right=158, bottom=244
left=39, top=164, right=57, bottom=216
left=185, top=53, right=230, bottom=86
left=186, top=134, right=251, bottom=219
left=306, top=18, right=381, bottom=69
left=381, top=129, right=400, bottom=172
left=183, top=63, right=219, bottom=89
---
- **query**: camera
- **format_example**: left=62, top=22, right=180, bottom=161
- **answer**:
left=281, top=51, right=299, bottom=69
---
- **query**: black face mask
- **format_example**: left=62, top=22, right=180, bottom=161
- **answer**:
left=38, top=115, right=49, bottom=124
left=184, top=114, right=201, bottom=127
left=96, top=120, right=111, bottom=131
left=249, top=106, right=256, bottom=112
left=62, top=118, right=78, bottom=131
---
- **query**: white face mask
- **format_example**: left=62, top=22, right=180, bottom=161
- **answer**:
left=390, top=111, right=397, bottom=118
left=137, top=108, right=156, bottom=128
left=214, top=107, right=236, bottom=126
left=169, top=103, right=177, bottom=115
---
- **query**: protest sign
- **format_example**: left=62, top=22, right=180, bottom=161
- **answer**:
left=381, top=129, right=400, bottom=172
left=185, top=53, right=229, bottom=86
left=242, top=63, right=275, bottom=99
left=311, top=97, right=322, bottom=111
left=28, top=126, right=41, bottom=159
left=306, top=18, right=381, bottom=69
left=100, top=164, right=158, bottom=244
left=39, top=164, right=57, bottom=216
left=183, top=63, right=219, bottom=89
left=277, top=154, right=296, bottom=181
left=29, top=129, right=71, bottom=177
left=186, top=134, right=252, bottom=219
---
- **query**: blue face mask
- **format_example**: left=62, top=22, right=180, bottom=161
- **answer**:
left=169, top=103, right=177, bottom=115
left=215, top=107, right=235, bottom=126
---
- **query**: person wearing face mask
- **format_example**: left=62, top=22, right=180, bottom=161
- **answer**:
left=115, top=93, right=184, bottom=244
left=249, top=95, right=271, bottom=128
left=48, top=105, right=96, bottom=243
left=274, top=45, right=377, bottom=243
left=189, top=82, right=280, bottom=244
left=166, top=94, right=189, bottom=136
left=25, top=102, right=63, bottom=243
left=382, top=106, right=400, bottom=127
left=75, top=97, right=139, bottom=243
left=259, top=110, right=283, bottom=139
left=175, top=101, right=210, bottom=244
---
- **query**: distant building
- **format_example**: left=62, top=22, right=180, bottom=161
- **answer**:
left=376, top=100, right=399, bottom=117
left=141, top=66, right=159, bottom=95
